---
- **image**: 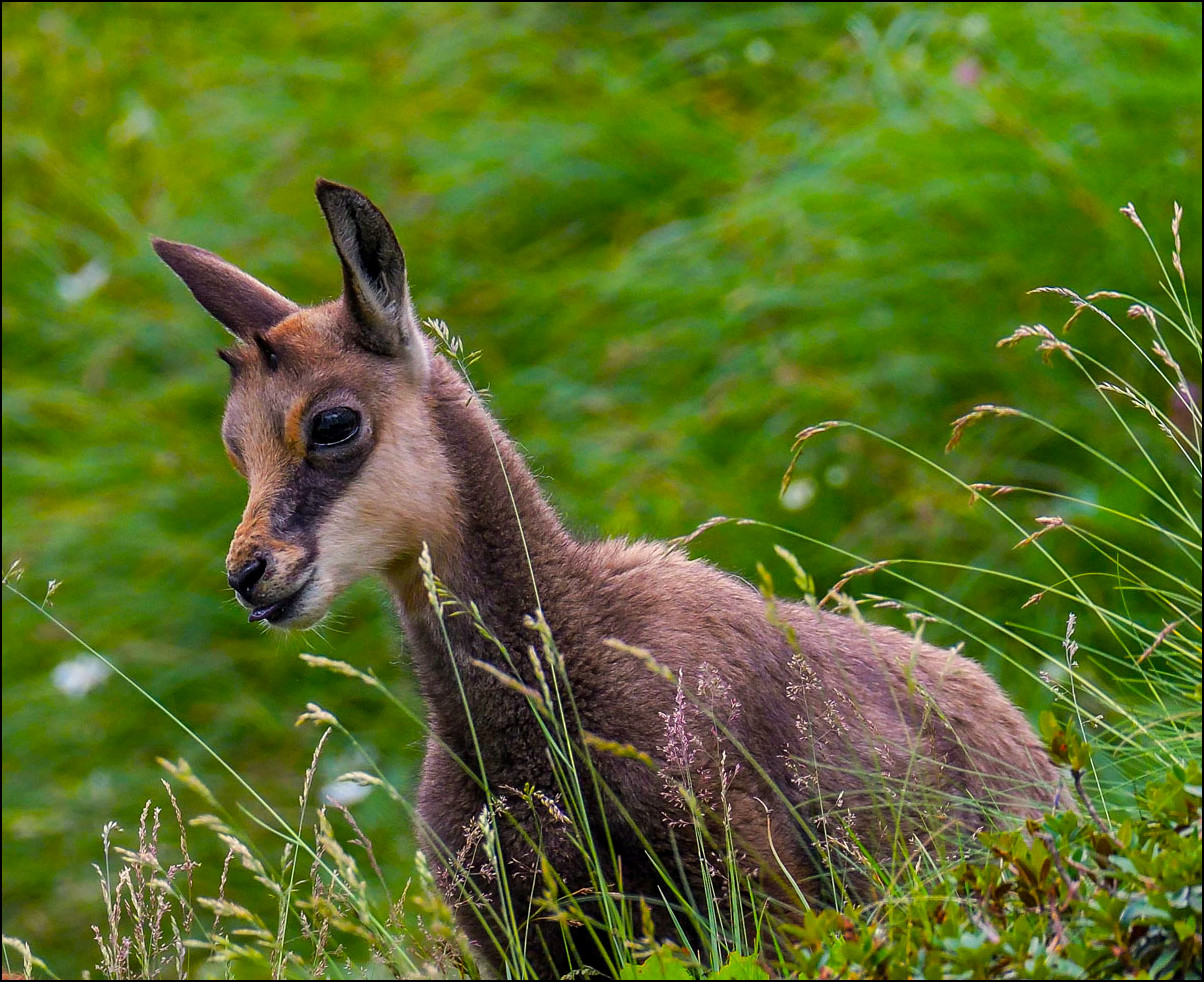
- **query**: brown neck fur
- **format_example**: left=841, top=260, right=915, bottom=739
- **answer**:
left=383, top=357, right=575, bottom=750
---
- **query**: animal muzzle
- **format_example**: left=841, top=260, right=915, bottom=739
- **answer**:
left=225, top=532, right=313, bottom=624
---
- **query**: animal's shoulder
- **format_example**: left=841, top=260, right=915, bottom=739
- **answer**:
left=561, top=537, right=789, bottom=680
left=572, top=537, right=763, bottom=616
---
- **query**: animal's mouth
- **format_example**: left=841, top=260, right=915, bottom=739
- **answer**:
left=248, top=575, right=314, bottom=626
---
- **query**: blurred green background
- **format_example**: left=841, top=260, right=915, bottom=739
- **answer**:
left=3, top=2, right=1200, bottom=973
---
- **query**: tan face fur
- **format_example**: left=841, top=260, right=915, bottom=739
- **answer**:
left=154, top=180, right=453, bottom=628
left=219, top=302, right=456, bottom=628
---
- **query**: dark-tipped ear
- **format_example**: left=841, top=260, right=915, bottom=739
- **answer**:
left=151, top=238, right=298, bottom=340
left=315, top=179, right=428, bottom=374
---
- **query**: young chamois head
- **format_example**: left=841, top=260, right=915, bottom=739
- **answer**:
left=153, top=180, right=455, bottom=628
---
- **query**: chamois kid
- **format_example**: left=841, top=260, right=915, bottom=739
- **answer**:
left=153, top=180, right=1062, bottom=975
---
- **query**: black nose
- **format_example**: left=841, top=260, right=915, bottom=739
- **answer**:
left=229, top=556, right=267, bottom=598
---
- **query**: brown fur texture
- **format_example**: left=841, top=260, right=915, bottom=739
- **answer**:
left=154, top=181, right=1063, bottom=977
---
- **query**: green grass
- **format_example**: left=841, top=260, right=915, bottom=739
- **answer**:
left=2, top=2, right=1201, bottom=976
left=4, top=199, right=1200, bottom=978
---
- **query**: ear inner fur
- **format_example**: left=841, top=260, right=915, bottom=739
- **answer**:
left=254, top=334, right=280, bottom=372
left=314, top=178, right=426, bottom=369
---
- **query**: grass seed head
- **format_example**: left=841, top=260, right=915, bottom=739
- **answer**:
left=296, top=702, right=339, bottom=728
left=947, top=404, right=1021, bottom=452
left=1120, top=202, right=1146, bottom=231
left=1014, top=515, right=1066, bottom=549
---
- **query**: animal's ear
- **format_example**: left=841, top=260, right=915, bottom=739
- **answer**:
left=315, top=178, right=428, bottom=377
left=151, top=238, right=298, bottom=341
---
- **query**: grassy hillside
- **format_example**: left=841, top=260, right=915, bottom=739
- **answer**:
left=2, top=2, right=1200, bottom=974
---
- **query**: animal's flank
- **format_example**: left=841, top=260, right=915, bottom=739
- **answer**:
left=153, top=180, right=1064, bottom=976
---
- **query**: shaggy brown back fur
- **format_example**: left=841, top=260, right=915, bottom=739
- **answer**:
left=153, top=180, right=1063, bottom=977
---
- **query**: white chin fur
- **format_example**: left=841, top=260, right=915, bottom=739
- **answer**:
left=272, top=609, right=327, bottom=630
left=274, top=590, right=333, bottom=630
left=260, top=574, right=335, bottom=630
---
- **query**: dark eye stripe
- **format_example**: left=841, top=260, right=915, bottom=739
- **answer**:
left=309, top=407, right=360, bottom=448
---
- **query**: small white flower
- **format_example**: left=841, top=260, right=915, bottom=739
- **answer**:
left=52, top=654, right=110, bottom=698
left=57, top=259, right=109, bottom=304
left=321, top=779, right=372, bottom=807
left=780, top=476, right=816, bottom=511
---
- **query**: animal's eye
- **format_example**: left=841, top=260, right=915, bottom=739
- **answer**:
left=309, top=407, right=361, bottom=448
